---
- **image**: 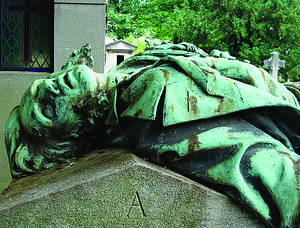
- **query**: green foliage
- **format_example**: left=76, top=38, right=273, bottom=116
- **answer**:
left=107, top=0, right=145, bottom=39
left=285, top=49, right=300, bottom=81
left=124, top=35, right=148, bottom=54
left=107, top=0, right=300, bottom=81
left=278, top=78, right=286, bottom=83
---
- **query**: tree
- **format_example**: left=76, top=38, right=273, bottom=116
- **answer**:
left=164, top=0, right=300, bottom=74
left=107, top=0, right=146, bottom=39
left=107, top=0, right=300, bottom=81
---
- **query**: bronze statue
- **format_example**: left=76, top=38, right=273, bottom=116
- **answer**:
left=5, top=43, right=300, bottom=227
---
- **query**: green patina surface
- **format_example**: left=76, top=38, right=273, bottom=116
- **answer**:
left=4, top=42, right=300, bottom=227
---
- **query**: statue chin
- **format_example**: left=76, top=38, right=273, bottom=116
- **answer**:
left=5, top=42, right=300, bottom=228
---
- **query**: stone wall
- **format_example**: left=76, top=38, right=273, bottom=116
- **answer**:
left=54, top=0, right=107, bottom=73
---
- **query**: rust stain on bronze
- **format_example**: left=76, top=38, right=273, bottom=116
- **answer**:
left=143, top=83, right=148, bottom=92
left=246, top=69, right=255, bottom=86
left=211, top=61, right=216, bottom=69
left=260, top=69, right=270, bottom=87
left=1, top=187, right=10, bottom=196
left=269, top=80, right=278, bottom=94
left=170, top=103, right=175, bottom=113
left=260, top=69, right=278, bottom=94
left=162, top=69, right=170, bottom=84
left=217, top=97, right=224, bottom=112
left=78, top=57, right=84, bottom=64
left=105, top=77, right=110, bottom=92
left=213, top=74, right=217, bottom=83
left=226, top=98, right=235, bottom=111
left=94, top=72, right=100, bottom=94
left=131, top=67, right=151, bottom=81
left=201, top=69, right=213, bottom=76
left=188, top=135, right=201, bottom=154
left=134, top=109, right=143, bottom=118
left=191, top=60, right=199, bottom=67
left=189, top=96, right=198, bottom=116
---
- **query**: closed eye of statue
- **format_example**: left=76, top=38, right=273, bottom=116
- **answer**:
left=63, top=73, right=73, bottom=89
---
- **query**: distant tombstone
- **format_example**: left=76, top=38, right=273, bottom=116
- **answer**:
left=264, top=52, right=285, bottom=80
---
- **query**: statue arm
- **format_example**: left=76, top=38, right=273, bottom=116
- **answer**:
left=143, top=42, right=208, bottom=57
left=61, top=43, right=94, bottom=71
left=47, top=43, right=94, bottom=79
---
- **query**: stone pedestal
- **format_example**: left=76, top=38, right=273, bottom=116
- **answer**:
left=54, top=0, right=107, bottom=73
left=0, top=149, right=266, bottom=227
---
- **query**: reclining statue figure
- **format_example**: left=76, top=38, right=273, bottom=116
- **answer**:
left=5, top=42, right=300, bottom=228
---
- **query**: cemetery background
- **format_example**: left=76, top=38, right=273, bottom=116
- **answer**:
left=107, top=0, right=300, bottom=82
left=104, top=36, right=137, bottom=73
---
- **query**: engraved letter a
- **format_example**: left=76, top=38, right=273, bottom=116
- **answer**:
left=127, top=191, right=146, bottom=218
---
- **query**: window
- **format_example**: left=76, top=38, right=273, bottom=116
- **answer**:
left=0, top=0, right=54, bottom=72
left=117, top=55, right=124, bottom=65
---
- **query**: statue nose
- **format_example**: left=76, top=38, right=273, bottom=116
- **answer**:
left=44, top=79, right=60, bottom=95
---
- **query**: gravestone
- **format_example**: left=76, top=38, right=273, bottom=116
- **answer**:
left=264, top=51, right=285, bottom=80
left=0, top=149, right=266, bottom=227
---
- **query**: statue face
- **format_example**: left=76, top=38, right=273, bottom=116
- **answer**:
left=19, top=65, right=101, bottom=139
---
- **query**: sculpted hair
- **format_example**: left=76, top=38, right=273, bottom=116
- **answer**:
left=5, top=89, right=109, bottom=177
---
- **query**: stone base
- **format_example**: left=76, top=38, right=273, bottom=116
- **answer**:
left=0, top=149, right=266, bottom=227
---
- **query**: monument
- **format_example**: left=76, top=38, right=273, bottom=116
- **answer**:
left=264, top=51, right=285, bottom=80
left=3, top=42, right=300, bottom=227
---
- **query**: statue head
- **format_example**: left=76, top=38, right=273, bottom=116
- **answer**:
left=20, top=65, right=107, bottom=139
left=6, top=63, right=110, bottom=176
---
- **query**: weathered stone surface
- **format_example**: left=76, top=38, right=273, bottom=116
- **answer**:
left=0, top=149, right=266, bottom=227
left=54, top=1, right=106, bottom=73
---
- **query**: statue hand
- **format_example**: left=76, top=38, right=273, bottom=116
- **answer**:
left=180, top=42, right=208, bottom=57
left=61, top=43, right=94, bottom=71
left=210, top=50, right=236, bottom=60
